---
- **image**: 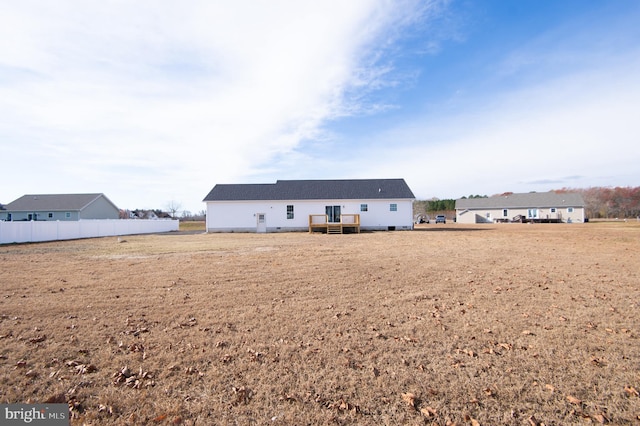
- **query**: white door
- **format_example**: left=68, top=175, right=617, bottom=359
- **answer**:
left=256, top=213, right=266, bottom=233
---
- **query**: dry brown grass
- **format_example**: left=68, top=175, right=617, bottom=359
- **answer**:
left=1, top=222, right=639, bottom=425
left=178, top=221, right=205, bottom=233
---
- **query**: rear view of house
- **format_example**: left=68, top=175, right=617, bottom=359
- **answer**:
left=1, top=193, right=119, bottom=221
left=203, top=179, right=415, bottom=233
left=456, top=192, right=586, bottom=224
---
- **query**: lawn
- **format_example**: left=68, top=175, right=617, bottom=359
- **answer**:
left=0, top=222, right=638, bottom=425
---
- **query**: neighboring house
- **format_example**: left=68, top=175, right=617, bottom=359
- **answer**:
left=129, top=209, right=172, bottom=220
left=455, top=192, right=586, bottom=224
left=133, top=209, right=158, bottom=220
left=1, top=193, right=120, bottom=221
left=203, top=179, right=416, bottom=233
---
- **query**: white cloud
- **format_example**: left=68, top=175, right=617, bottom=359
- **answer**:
left=0, top=1, right=431, bottom=212
left=4, top=1, right=635, bottom=212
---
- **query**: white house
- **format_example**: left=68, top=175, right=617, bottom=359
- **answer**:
left=456, top=192, right=586, bottom=224
left=203, top=179, right=416, bottom=233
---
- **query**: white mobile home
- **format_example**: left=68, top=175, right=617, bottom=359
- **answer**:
left=203, top=179, right=416, bottom=233
left=456, top=192, right=586, bottom=224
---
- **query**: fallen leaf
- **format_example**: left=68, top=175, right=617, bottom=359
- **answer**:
left=232, top=386, right=252, bottom=405
left=401, top=392, right=416, bottom=408
left=44, top=393, right=66, bottom=404
left=28, top=335, right=46, bottom=344
left=153, top=414, right=167, bottom=422
left=624, top=386, right=639, bottom=397
left=420, top=406, right=437, bottom=418
left=75, top=364, right=97, bottom=374
left=566, top=395, right=582, bottom=405
left=98, top=404, right=113, bottom=415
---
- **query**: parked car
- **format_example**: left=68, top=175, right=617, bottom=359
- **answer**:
left=435, top=215, right=446, bottom=224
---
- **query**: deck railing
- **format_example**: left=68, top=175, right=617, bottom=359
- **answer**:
left=308, top=214, right=360, bottom=233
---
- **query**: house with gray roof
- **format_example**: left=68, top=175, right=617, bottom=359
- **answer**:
left=203, top=179, right=415, bottom=232
left=455, top=192, right=585, bottom=224
left=1, top=193, right=120, bottom=221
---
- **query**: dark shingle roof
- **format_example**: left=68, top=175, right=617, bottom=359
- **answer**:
left=5, top=193, right=111, bottom=212
left=456, top=192, right=584, bottom=210
left=203, top=179, right=415, bottom=201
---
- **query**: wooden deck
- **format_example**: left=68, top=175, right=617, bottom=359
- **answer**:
left=510, top=215, right=563, bottom=223
left=309, top=214, right=360, bottom=234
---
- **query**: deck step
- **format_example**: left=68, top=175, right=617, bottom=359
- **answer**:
left=327, top=224, right=342, bottom=234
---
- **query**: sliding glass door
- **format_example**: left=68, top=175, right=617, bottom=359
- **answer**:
left=325, top=205, right=341, bottom=223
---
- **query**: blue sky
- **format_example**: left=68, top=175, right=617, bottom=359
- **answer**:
left=1, top=1, right=639, bottom=214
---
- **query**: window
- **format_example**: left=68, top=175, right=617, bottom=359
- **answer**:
left=286, top=205, right=294, bottom=219
left=502, top=209, right=508, bottom=217
left=65, top=212, right=71, bottom=218
left=360, top=204, right=368, bottom=212
left=48, top=212, right=54, bottom=219
left=550, top=208, right=556, bottom=213
left=390, top=203, right=397, bottom=212
left=567, top=207, right=574, bottom=213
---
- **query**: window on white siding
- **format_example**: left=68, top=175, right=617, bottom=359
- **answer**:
left=48, top=212, right=54, bottom=218
left=503, top=209, right=508, bottom=217
left=360, top=204, right=368, bottom=212
left=567, top=207, right=574, bottom=213
left=390, top=203, right=397, bottom=212
left=286, top=205, right=294, bottom=219
left=65, top=212, right=71, bottom=218
left=550, top=208, right=556, bottom=213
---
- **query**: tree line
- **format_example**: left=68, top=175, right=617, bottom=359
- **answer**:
left=555, top=186, right=640, bottom=219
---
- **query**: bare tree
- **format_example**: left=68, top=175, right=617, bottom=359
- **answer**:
left=166, top=200, right=182, bottom=218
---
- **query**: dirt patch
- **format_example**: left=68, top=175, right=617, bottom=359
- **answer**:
left=1, top=223, right=639, bottom=425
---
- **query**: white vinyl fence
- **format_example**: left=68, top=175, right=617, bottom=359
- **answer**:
left=0, top=219, right=179, bottom=244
